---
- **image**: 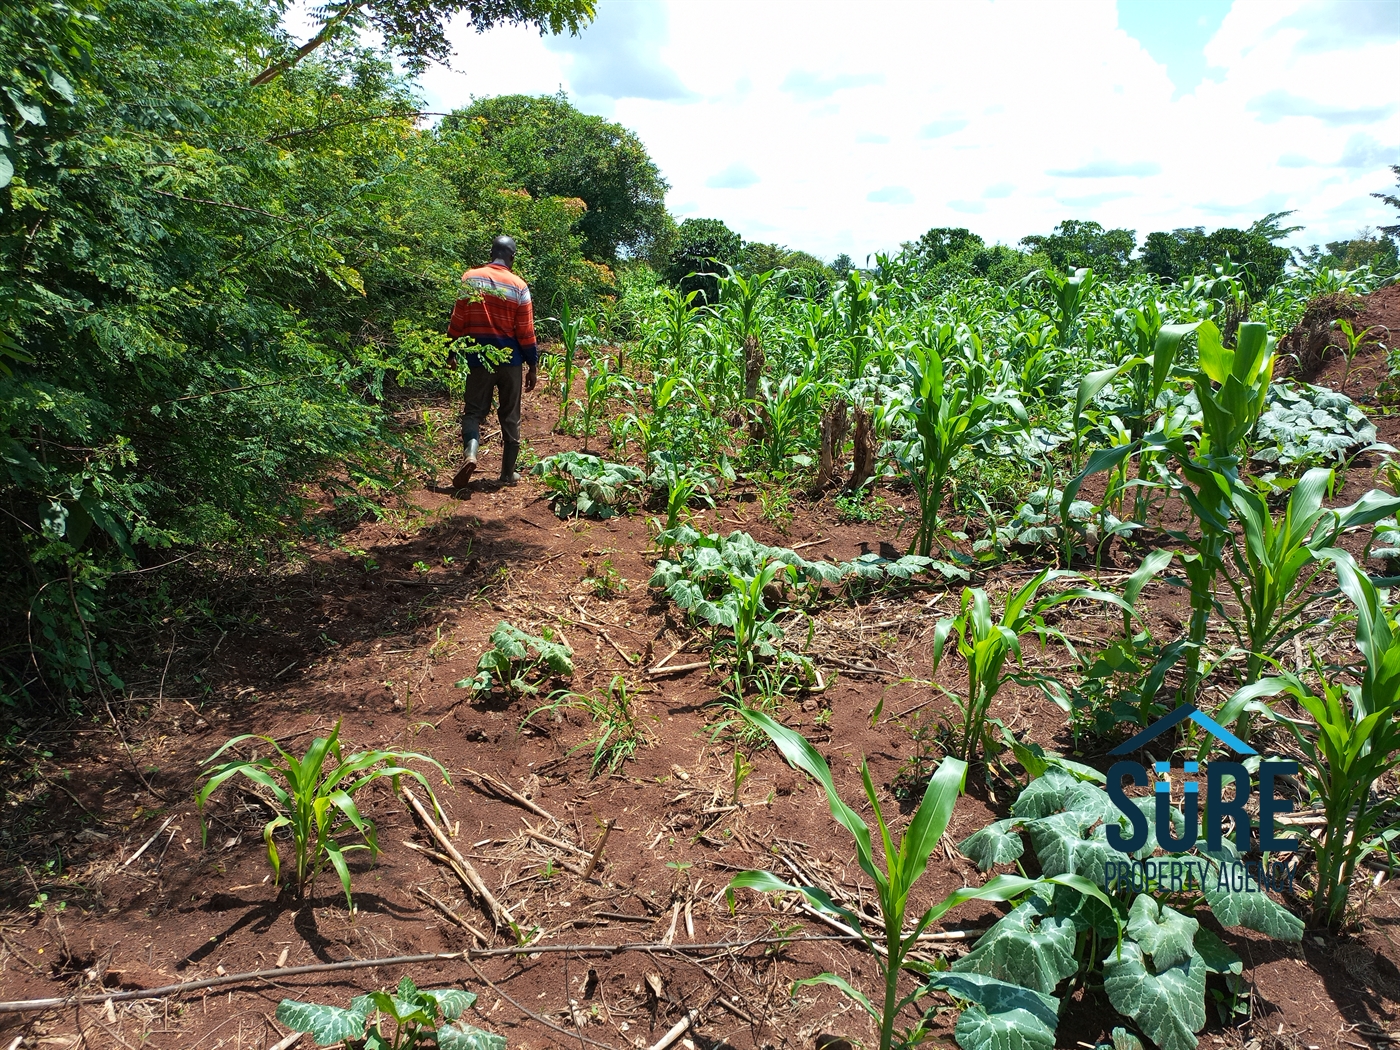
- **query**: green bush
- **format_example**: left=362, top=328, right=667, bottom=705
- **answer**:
left=0, top=0, right=647, bottom=705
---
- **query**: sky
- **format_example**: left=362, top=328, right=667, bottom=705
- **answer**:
left=324, top=0, right=1399, bottom=262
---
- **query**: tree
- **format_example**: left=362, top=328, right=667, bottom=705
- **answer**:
left=1374, top=164, right=1400, bottom=236
left=663, top=217, right=741, bottom=305
left=909, top=227, right=984, bottom=269
left=250, top=0, right=594, bottom=86
left=1141, top=212, right=1299, bottom=296
left=440, top=93, right=669, bottom=264
left=1020, top=219, right=1137, bottom=278
left=1294, top=229, right=1400, bottom=273
left=831, top=252, right=855, bottom=277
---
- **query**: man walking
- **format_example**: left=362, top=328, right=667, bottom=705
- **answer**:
left=448, top=235, right=538, bottom=489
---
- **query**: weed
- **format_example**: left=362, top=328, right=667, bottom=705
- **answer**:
left=834, top=485, right=885, bottom=523
left=526, top=675, right=650, bottom=775
left=581, top=557, right=626, bottom=599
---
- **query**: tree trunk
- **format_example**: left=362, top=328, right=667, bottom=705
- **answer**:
left=814, top=399, right=850, bottom=490
left=850, top=406, right=876, bottom=491
left=743, top=335, right=764, bottom=403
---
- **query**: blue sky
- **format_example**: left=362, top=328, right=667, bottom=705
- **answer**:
left=376, top=0, right=1400, bottom=261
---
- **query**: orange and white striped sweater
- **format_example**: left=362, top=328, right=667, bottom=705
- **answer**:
left=447, top=262, right=538, bottom=368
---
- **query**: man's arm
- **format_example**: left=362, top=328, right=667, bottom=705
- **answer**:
left=517, top=291, right=538, bottom=392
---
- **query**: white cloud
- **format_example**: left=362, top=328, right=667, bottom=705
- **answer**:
left=869, top=186, right=916, bottom=205
left=403, top=0, right=1400, bottom=259
left=707, top=164, right=760, bottom=190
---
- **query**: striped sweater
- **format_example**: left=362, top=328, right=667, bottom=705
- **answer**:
left=447, top=262, right=538, bottom=368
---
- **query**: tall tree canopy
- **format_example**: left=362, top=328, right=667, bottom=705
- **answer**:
left=1140, top=212, right=1300, bottom=296
left=1020, top=219, right=1137, bottom=278
left=440, top=93, right=671, bottom=265
left=250, top=0, right=594, bottom=85
left=663, top=217, right=742, bottom=305
left=909, top=227, right=985, bottom=269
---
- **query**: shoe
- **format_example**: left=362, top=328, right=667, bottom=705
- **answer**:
left=451, top=439, right=479, bottom=489
left=498, top=441, right=521, bottom=486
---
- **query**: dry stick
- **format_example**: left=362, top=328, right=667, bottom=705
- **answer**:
left=416, top=887, right=489, bottom=948
left=461, top=767, right=560, bottom=825
left=579, top=819, right=615, bottom=881
left=662, top=903, right=681, bottom=946
left=598, top=630, right=638, bottom=667
left=648, top=1009, right=700, bottom=1050
left=463, top=958, right=619, bottom=1050
left=122, top=815, right=177, bottom=869
left=0, top=929, right=44, bottom=974
left=0, top=953, right=466, bottom=1013
left=0, top=934, right=908, bottom=1015
left=268, top=1033, right=303, bottom=1050
left=524, top=828, right=591, bottom=858
left=820, top=656, right=899, bottom=678
left=402, top=787, right=508, bottom=932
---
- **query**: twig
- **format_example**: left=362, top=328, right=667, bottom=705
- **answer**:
left=524, top=828, right=591, bottom=858
left=646, top=641, right=713, bottom=677
left=268, top=1033, right=303, bottom=1050
left=0, top=952, right=469, bottom=1013
left=891, top=695, right=941, bottom=720
left=461, top=767, right=561, bottom=825
left=416, top=887, right=489, bottom=947
left=821, top=656, right=898, bottom=678
left=598, top=630, right=638, bottom=667
left=122, top=815, right=176, bottom=869
left=715, top=995, right=757, bottom=1025
left=580, top=819, right=615, bottom=881
left=464, top=958, right=618, bottom=1050
left=402, top=787, right=508, bottom=931
left=0, top=929, right=43, bottom=974
left=0, top=934, right=920, bottom=1015
left=648, top=1009, right=699, bottom=1050
left=789, top=538, right=829, bottom=552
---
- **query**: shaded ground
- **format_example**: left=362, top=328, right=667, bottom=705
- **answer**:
left=3, top=290, right=1400, bottom=1049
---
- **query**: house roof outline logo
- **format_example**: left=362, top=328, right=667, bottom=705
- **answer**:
left=1108, top=701, right=1258, bottom=757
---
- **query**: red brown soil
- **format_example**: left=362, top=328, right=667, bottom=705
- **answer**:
left=4, top=291, right=1400, bottom=1049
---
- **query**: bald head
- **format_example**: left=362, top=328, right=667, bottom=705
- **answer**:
left=490, top=235, right=517, bottom=267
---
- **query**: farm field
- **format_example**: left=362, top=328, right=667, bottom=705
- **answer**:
left=4, top=264, right=1400, bottom=1050
left=7, top=3, right=1400, bottom=1049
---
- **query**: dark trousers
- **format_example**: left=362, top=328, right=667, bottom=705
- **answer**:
left=462, top=363, right=522, bottom=449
